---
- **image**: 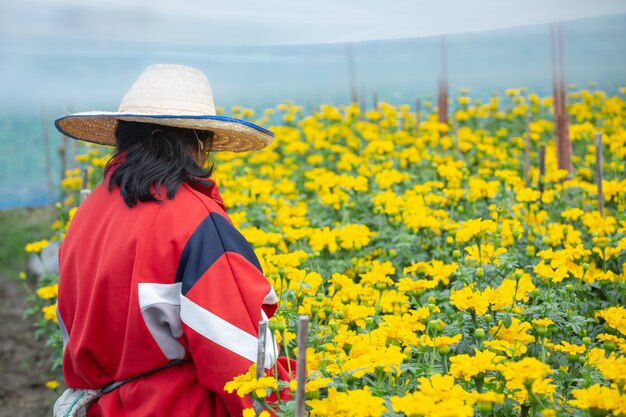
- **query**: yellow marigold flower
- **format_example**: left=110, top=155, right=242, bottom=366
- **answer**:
left=552, top=341, right=586, bottom=356
left=570, top=384, right=623, bottom=414
left=595, top=306, right=626, bottom=336
left=534, top=262, right=569, bottom=283
left=455, top=218, right=497, bottom=244
left=396, top=277, right=437, bottom=294
left=590, top=349, right=626, bottom=384
left=46, top=380, right=60, bottom=390
left=449, top=349, right=503, bottom=380
left=403, top=260, right=457, bottom=285
left=309, top=226, right=339, bottom=253
left=289, top=376, right=333, bottom=393
left=499, top=357, right=552, bottom=387
left=532, top=318, right=554, bottom=329
left=418, top=334, right=463, bottom=351
left=223, top=364, right=277, bottom=398
left=472, top=391, right=505, bottom=404
left=24, top=239, right=50, bottom=253
left=37, top=284, right=59, bottom=300
left=359, top=260, right=395, bottom=287
left=42, top=304, right=58, bottom=323
left=560, top=207, right=585, bottom=221
left=391, top=374, right=475, bottom=417
left=450, top=285, right=490, bottom=316
left=243, top=409, right=270, bottom=417
left=485, top=273, right=535, bottom=311
left=337, top=224, right=374, bottom=250
left=515, top=187, right=541, bottom=203
left=464, top=243, right=507, bottom=266
left=308, top=387, right=386, bottom=417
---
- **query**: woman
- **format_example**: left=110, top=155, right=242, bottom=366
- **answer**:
left=53, top=64, right=293, bottom=416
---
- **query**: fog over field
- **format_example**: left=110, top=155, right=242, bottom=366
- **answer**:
left=0, top=12, right=625, bottom=208
left=0, top=13, right=625, bottom=112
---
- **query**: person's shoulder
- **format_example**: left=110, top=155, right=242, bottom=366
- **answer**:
left=153, top=181, right=228, bottom=231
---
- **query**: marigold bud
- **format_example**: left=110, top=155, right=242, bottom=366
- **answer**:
left=437, top=345, right=450, bottom=355
left=427, top=320, right=439, bottom=334
left=603, top=341, right=616, bottom=351
left=268, top=319, right=286, bottom=332
left=476, top=402, right=493, bottom=413
left=474, top=328, right=485, bottom=340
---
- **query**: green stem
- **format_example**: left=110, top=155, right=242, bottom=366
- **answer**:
left=281, top=330, right=292, bottom=377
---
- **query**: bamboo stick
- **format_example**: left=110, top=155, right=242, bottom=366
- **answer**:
left=40, top=107, right=54, bottom=203
left=438, top=35, right=449, bottom=124
left=594, top=132, right=605, bottom=217
left=415, top=99, right=421, bottom=137
left=295, top=315, right=310, bottom=417
left=79, top=168, right=91, bottom=203
left=524, top=112, right=531, bottom=187
left=347, top=43, right=358, bottom=106
left=538, top=145, right=546, bottom=194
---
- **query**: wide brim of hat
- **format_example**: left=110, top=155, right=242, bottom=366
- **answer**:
left=54, top=112, right=274, bottom=152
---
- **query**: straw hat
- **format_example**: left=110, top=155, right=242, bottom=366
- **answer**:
left=54, top=64, right=273, bottom=152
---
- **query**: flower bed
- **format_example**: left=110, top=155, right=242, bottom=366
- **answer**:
left=26, top=88, right=626, bottom=416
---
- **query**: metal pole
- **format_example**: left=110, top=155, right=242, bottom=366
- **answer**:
left=295, top=315, right=309, bottom=417
left=253, top=320, right=268, bottom=415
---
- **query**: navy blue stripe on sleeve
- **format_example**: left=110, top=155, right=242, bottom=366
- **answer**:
left=175, top=212, right=263, bottom=295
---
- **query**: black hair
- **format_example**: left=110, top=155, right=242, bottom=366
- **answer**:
left=104, top=120, right=214, bottom=208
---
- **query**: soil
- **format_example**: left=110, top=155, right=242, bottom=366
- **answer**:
left=0, top=273, right=58, bottom=417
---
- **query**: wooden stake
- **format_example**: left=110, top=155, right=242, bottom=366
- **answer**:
left=438, top=36, right=449, bottom=124
left=40, top=107, right=54, bottom=203
left=79, top=168, right=91, bottom=203
left=524, top=112, right=531, bottom=187
left=295, top=315, right=309, bottom=417
left=537, top=145, right=546, bottom=194
left=594, top=132, right=605, bottom=217
left=347, top=43, right=358, bottom=105
left=80, top=189, right=91, bottom=203
left=253, top=320, right=268, bottom=415
left=373, top=92, right=379, bottom=109
left=59, top=135, right=67, bottom=181
left=415, top=99, right=421, bottom=136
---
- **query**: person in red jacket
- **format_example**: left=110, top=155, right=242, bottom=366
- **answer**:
left=53, top=64, right=293, bottom=416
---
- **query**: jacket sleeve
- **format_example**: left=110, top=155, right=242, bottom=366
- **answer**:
left=176, top=210, right=287, bottom=415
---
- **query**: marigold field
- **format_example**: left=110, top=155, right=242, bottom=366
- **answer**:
left=26, top=87, right=626, bottom=417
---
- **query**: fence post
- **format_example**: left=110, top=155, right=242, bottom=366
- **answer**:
left=295, top=315, right=310, bottom=417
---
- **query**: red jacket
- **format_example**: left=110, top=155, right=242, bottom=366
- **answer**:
left=57, top=163, right=291, bottom=417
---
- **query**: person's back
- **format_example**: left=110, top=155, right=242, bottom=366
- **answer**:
left=54, top=64, right=293, bottom=417
left=58, top=168, right=272, bottom=416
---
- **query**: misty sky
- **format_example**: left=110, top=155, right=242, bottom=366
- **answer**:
left=2, top=0, right=626, bottom=45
